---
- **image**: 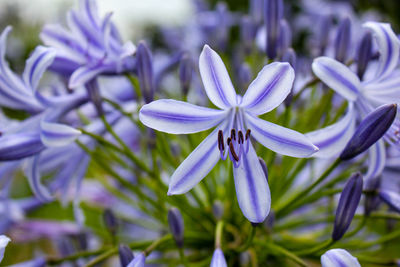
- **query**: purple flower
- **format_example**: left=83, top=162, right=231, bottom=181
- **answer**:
left=40, top=0, right=136, bottom=88
left=139, top=45, right=317, bottom=222
left=306, top=22, right=400, bottom=180
left=379, top=190, right=400, bottom=213
left=321, top=249, right=361, bottom=267
left=210, top=248, right=227, bottom=267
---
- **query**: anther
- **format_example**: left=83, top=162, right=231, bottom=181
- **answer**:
left=245, top=129, right=251, bottom=140
left=229, top=141, right=239, bottom=161
left=238, top=131, right=244, bottom=144
left=218, top=130, right=224, bottom=151
left=227, top=137, right=232, bottom=146
left=231, top=129, right=236, bottom=140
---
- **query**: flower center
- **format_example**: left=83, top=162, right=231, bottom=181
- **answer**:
left=218, top=128, right=251, bottom=167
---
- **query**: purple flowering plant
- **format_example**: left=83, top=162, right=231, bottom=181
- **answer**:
left=0, top=0, right=400, bottom=266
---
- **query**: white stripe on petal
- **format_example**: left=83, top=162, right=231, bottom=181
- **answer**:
left=168, top=118, right=231, bottom=195
left=363, top=22, right=400, bottom=81
left=321, top=249, right=361, bottom=267
left=199, top=45, right=237, bottom=109
left=69, top=65, right=110, bottom=88
left=312, top=57, right=360, bottom=101
left=40, top=120, right=82, bottom=147
left=306, top=105, right=356, bottom=158
left=245, top=113, right=318, bottom=158
left=241, top=62, right=294, bottom=115
left=233, top=142, right=270, bottom=223
left=23, top=46, right=56, bottom=91
left=365, top=139, right=386, bottom=181
left=139, top=99, right=228, bottom=134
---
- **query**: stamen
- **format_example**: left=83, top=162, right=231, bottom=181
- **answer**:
left=231, top=129, right=236, bottom=140
left=218, top=130, right=224, bottom=151
left=229, top=141, right=239, bottom=161
left=238, top=131, right=244, bottom=144
left=245, top=129, right=251, bottom=140
left=227, top=137, right=232, bottom=146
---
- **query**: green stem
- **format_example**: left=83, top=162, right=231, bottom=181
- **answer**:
left=276, top=158, right=342, bottom=216
left=258, top=242, right=308, bottom=267
left=295, top=239, right=335, bottom=256
left=237, top=224, right=256, bottom=252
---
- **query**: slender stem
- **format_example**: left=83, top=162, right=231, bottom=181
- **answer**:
left=47, top=247, right=109, bottom=265
left=215, top=220, right=224, bottom=248
left=276, top=158, right=342, bottom=216
left=295, top=239, right=336, bottom=256
left=144, top=234, right=173, bottom=256
left=237, top=224, right=256, bottom=252
left=258, top=242, right=308, bottom=267
left=356, top=255, right=397, bottom=266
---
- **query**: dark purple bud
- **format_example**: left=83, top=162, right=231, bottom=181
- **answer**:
left=334, top=18, right=351, bottom=63
left=258, top=157, right=268, bottom=183
left=212, top=200, right=224, bottom=220
left=179, top=52, right=193, bottom=97
left=137, top=41, right=154, bottom=103
left=119, top=244, right=134, bottom=267
left=332, top=172, right=363, bottom=241
left=238, top=63, right=252, bottom=89
left=103, top=209, right=118, bottom=236
left=364, top=176, right=381, bottom=216
left=241, top=16, right=257, bottom=54
left=340, top=104, right=397, bottom=160
left=277, top=20, right=292, bottom=57
left=264, top=0, right=283, bottom=59
left=379, top=190, right=400, bottom=213
left=263, top=210, right=275, bottom=229
left=168, top=207, right=184, bottom=248
left=281, top=48, right=296, bottom=71
left=317, top=15, right=333, bottom=56
left=86, top=79, right=104, bottom=116
left=356, top=32, right=373, bottom=80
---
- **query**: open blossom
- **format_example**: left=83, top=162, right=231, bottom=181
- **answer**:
left=140, top=45, right=317, bottom=222
left=306, top=21, right=400, bottom=180
left=40, top=0, right=136, bottom=88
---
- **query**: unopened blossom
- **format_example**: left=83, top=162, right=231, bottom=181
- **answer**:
left=210, top=248, right=228, bottom=267
left=0, top=235, right=10, bottom=263
left=321, top=249, right=361, bottom=267
left=306, top=22, right=400, bottom=180
left=140, top=45, right=317, bottom=222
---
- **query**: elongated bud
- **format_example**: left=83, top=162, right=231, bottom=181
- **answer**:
left=334, top=18, right=351, bottom=63
left=250, top=0, right=264, bottom=25
left=281, top=48, right=296, bottom=106
left=238, top=63, right=252, bottom=89
left=119, top=244, right=134, bottom=267
left=210, top=248, right=228, bottom=267
left=364, top=176, right=381, bottom=216
left=86, top=79, right=104, bottom=116
left=340, top=104, right=397, bottom=160
left=137, top=41, right=154, bottom=103
left=258, top=157, right=268, bottom=182
left=321, top=249, right=361, bottom=267
left=179, top=52, right=193, bottom=97
left=241, top=16, right=257, bottom=54
left=264, top=0, right=283, bottom=59
left=317, top=15, right=333, bottom=56
left=103, top=209, right=118, bottom=236
left=332, top=172, right=363, bottom=241
left=168, top=207, right=184, bottom=248
left=277, top=20, right=292, bottom=57
left=379, top=190, right=400, bottom=213
left=356, top=32, right=372, bottom=80
left=127, top=252, right=145, bottom=267
left=212, top=200, right=224, bottom=220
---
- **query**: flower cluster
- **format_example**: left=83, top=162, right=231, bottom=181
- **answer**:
left=0, top=0, right=400, bottom=266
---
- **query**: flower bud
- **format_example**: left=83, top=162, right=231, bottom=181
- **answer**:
left=332, top=172, right=363, bottom=241
left=179, top=52, right=193, bottom=97
left=317, top=15, right=333, bottom=56
left=334, top=18, right=351, bottom=63
left=250, top=0, right=264, bottom=25
left=238, top=63, right=252, bottom=89
left=103, top=209, right=118, bottom=236
left=258, top=157, right=268, bottom=183
left=119, top=244, right=134, bottom=267
left=356, top=32, right=372, bottom=80
left=85, top=79, right=104, bottom=116
left=210, top=248, right=228, bottom=267
left=137, top=41, right=154, bottom=103
left=277, top=20, right=292, bottom=57
left=264, top=0, right=283, bottom=59
left=379, top=190, right=400, bottom=213
left=340, top=104, right=397, bottom=160
left=212, top=200, right=224, bottom=220
left=127, top=252, right=145, bottom=267
left=321, top=249, right=361, bottom=267
left=241, top=16, right=257, bottom=54
left=168, top=207, right=184, bottom=248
